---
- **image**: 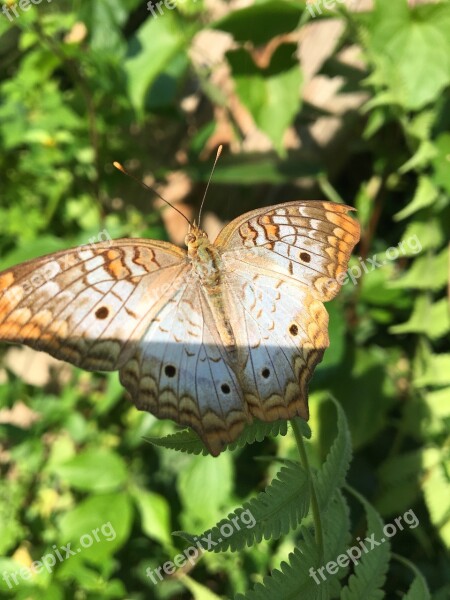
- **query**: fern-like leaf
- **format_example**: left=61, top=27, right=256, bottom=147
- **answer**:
left=321, top=490, right=352, bottom=595
left=174, top=462, right=310, bottom=551
left=235, top=491, right=351, bottom=600
left=315, top=396, right=352, bottom=511
left=340, top=488, right=390, bottom=600
left=228, top=419, right=290, bottom=449
left=393, top=555, right=431, bottom=600
left=144, top=429, right=208, bottom=455
left=145, top=419, right=290, bottom=455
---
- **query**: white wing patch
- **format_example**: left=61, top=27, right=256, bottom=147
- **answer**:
left=222, top=255, right=329, bottom=422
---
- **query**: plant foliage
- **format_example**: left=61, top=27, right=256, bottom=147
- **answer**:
left=0, top=0, right=449, bottom=598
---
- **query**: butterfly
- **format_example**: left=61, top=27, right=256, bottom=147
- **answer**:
left=0, top=200, right=360, bottom=455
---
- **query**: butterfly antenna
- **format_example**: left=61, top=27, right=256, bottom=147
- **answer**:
left=113, top=161, right=192, bottom=227
left=197, top=145, right=223, bottom=227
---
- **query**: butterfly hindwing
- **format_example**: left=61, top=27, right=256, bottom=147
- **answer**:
left=221, top=260, right=328, bottom=423
left=119, top=282, right=250, bottom=455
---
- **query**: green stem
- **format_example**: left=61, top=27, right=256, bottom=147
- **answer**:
left=290, top=418, right=324, bottom=560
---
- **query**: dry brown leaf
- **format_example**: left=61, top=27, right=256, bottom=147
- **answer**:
left=4, top=347, right=70, bottom=386
left=154, top=171, right=194, bottom=245
left=0, top=401, right=40, bottom=428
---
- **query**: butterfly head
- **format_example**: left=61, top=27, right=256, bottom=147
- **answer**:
left=185, top=224, right=209, bottom=254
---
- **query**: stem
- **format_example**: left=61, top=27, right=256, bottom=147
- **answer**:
left=290, top=418, right=324, bottom=560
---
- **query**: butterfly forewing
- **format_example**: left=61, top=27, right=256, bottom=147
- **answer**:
left=0, top=240, right=187, bottom=370
left=216, top=200, right=360, bottom=301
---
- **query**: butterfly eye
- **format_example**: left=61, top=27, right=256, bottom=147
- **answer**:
left=289, top=324, right=299, bottom=336
left=261, top=368, right=270, bottom=379
left=221, top=383, right=231, bottom=394
left=299, top=252, right=311, bottom=263
left=95, top=306, right=109, bottom=319
left=164, top=365, right=176, bottom=377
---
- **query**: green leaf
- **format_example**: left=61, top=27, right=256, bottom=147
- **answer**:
left=404, top=109, right=435, bottom=142
left=398, top=140, right=438, bottom=174
left=79, top=0, right=128, bottom=53
left=367, top=1, right=450, bottom=109
left=390, top=296, right=450, bottom=340
left=145, top=429, right=209, bottom=455
left=389, top=247, right=448, bottom=291
left=132, top=488, right=173, bottom=548
left=175, top=462, right=310, bottom=552
left=393, top=177, right=439, bottom=221
left=178, top=453, right=234, bottom=527
left=187, top=152, right=320, bottom=184
left=0, top=482, right=25, bottom=555
left=124, top=13, right=191, bottom=112
left=414, top=353, right=450, bottom=387
left=399, top=217, right=445, bottom=255
left=212, top=0, right=302, bottom=46
left=316, top=397, right=352, bottom=510
left=376, top=451, right=422, bottom=516
left=145, top=419, right=290, bottom=455
left=318, top=301, right=346, bottom=370
left=236, top=491, right=350, bottom=600
left=51, top=448, right=128, bottom=493
left=425, top=387, right=450, bottom=420
left=394, top=555, right=431, bottom=600
left=0, top=559, right=33, bottom=592
left=226, top=44, right=302, bottom=155
left=58, top=492, right=133, bottom=561
left=422, top=448, right=450, bottom=547
left=359, top=261, right=411, bottom=310
left=432, top=133, right=450, bottom=193
left=176, top=0, right=204, bottom=17
left=0, top=237, right=66, bottom=271
left=181, top=575, right=223, bottom=600
left=341, top=489, right=390, bottom=600
left=229, top=418, right=292, bottom=448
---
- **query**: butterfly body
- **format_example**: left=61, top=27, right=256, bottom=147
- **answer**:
left=0, top=201, right=360, bottom=455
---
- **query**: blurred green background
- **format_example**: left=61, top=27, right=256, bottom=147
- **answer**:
left=0, top=0, right=449, bottom=598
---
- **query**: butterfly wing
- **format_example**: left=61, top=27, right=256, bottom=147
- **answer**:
left=119, top=282, right=250, bottom=455
left=0, top=239, right=188, bottom=370
left=215, top=200, right=360, bottom=301
left=216, top=200, right=360, bottom=424
left=220, top=263, right=328, bottom=423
